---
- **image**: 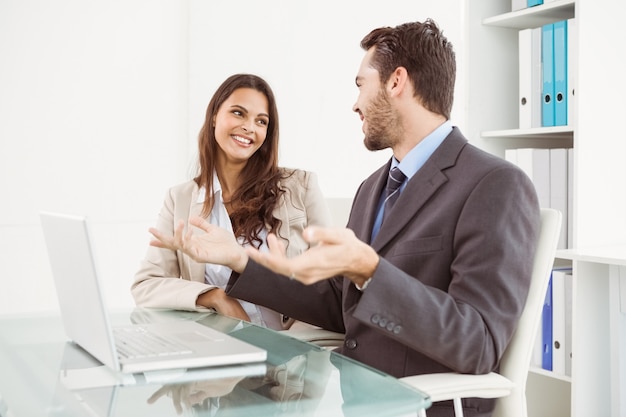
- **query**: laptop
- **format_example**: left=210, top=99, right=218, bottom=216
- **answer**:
left=39, top=211, right=267, bottom=376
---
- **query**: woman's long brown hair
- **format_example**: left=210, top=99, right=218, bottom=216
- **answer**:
left=194, top=74, right=288, bottom=248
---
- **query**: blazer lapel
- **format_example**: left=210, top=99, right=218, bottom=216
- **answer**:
left=274, top=194, right=291, bottom=253
left=351, top=162, right=390, bottom=244
left=187, top=184, right=209, bottom=281
left=371, top=129, right=467, bottom=251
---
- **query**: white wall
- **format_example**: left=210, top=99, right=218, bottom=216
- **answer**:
left=0, top=0, right=464, bottom=315
left=188, top=0, right=466, bottom=198
left=0, top=0, right=190, bottom=314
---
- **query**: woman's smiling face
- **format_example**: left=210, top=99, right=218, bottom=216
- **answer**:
left=213, top=87, right=270, bottom=165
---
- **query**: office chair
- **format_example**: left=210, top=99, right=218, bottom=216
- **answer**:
left=280, top=327, right=345, bottom=349
left=285, top=208, right=562, bottom=417
left=402, top=208, right=562, bottom=417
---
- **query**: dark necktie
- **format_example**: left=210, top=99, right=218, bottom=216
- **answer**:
left=382, top=167, right=406, bottom=224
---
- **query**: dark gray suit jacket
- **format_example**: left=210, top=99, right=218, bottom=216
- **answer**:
left=228, top=128, right=540, bottom=416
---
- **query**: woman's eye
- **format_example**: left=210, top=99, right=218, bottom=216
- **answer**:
left=232, top=110, right=243, bottom=117
left=257, top=119, right=268, bottom=126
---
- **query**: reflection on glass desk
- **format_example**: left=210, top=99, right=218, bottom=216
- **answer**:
left=0, top=308, right=430, bottom=416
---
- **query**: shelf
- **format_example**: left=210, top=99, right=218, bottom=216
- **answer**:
left=556, top=245, right=626, bottom=266
left=529, top=366, right=572, bottom=383
left=483, top=0, right=575, bottom=29
left=482, top=126, right=573, bottom=140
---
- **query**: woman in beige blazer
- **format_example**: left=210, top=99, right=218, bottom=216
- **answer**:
left=131, top=74, right=331, bottom=330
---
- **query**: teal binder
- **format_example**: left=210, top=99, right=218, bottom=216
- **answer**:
left=528, top=0, right=543, bottom=6
left=542, top=23, right=555, bottom=127
left=554, top=20, right=568, bottom=126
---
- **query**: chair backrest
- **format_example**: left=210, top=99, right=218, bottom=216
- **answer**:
left=493, top=208, right=562, bottom=417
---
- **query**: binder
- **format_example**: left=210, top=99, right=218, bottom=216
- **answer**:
left=516, top=148, right=550, bottom=208
left=567, top=18, right=577, bottom=126
left=542, top=273, right=553, bottom=371
left=564, top=270, right=573, bottom=376
left=542, top=23, right=555, bottom=127
left=528, top=0, right=543, bottom=6
left=549, top=148, right=568, bottom=249
left=553, top=20, right=568, bottom=126
left=519, top=28, right=542, bottom=129
left=512, top=0, right=526, bottom=11
left=504, top=148, right=517, bottom=165
left=551, top=268, right=572, bottom=375
left=567, top=148, right=574, bottom=248
left=532, top=301, right=544, bottom=368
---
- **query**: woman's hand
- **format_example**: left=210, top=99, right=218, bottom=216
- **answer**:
left=149, top=216, right=249, bottom=273
left=197, top=288, right=250, bottom=322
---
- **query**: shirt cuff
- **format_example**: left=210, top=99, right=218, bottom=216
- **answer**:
left=355, top=277, right=372, bottom=291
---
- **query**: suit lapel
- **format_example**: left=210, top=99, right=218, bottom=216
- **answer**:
left=370, top=129, right=467, bottom=251
left=350, top=162, right=390, bottom=244
left=371, top=167, right=448, bottom=250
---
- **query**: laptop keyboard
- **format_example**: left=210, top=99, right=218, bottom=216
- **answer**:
left=114, top=326, right=193, bottom=359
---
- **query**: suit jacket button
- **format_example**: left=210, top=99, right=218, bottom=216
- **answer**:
left=386, top=322, right=395, bottom=331
left=345, top=338, right=357, bottom=349
left=371, top=314, right=380, bottom=324
left=378, top=318, right=387, bottom=327
left=393, top=325, right=402, bottom=334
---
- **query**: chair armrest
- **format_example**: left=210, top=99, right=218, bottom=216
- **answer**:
left=279, top=328, right=345, bottom=348
left=400, top=372, right=515, bottom=402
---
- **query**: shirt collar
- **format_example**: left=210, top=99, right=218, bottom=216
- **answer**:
left=197, top=171, right=223, bottom=203
left=394, top=120, right=452, bottom=180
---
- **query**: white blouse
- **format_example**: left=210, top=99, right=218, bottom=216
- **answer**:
left=198, top=172, right=282, bottom=329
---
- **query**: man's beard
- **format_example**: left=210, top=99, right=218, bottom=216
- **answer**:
left=363, top=89, right=401, bottom=151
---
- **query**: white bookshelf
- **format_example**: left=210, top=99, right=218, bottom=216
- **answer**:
left=465, top=0, right=626, bottom=416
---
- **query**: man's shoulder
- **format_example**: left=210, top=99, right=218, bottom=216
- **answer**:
left=444, top=128, right=518, bottom=171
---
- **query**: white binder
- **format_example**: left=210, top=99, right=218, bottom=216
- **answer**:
left=518, top=27, right=542, bottom=129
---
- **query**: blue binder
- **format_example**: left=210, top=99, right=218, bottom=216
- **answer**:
left=542, top=23, right=555, bottom=127
left=528, top=0, right=543, bottom=6
left=554, top=20, right=568, bottom=126
left=542, top=273, right=553, bottom=371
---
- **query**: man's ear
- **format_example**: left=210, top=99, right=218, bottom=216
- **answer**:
left=386, top=66, right=409, bottom=98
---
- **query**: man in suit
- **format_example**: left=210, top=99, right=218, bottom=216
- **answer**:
left=152, top=19, right=540, bottom=417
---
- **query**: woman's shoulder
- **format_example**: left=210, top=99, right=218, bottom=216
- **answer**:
left=167, top=179, right=200, bottom=196
left=278, top=167, right=315, bottom=188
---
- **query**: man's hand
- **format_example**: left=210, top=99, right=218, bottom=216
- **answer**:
left=246, top=226, right=380, bottom=287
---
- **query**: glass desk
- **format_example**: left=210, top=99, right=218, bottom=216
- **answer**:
left=0, top=309, right=430, bottom=416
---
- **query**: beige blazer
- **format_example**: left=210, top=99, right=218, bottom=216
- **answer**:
left=131, top=169, right=331, bottom=330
